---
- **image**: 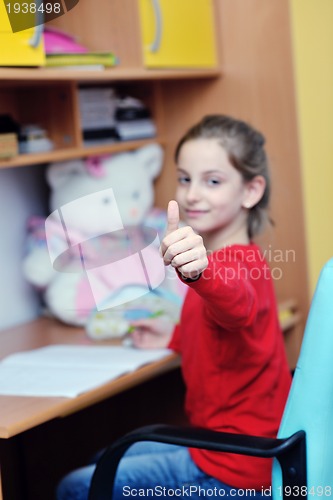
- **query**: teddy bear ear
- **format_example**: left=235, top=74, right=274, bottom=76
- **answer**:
left=46, top=160, right=86, bottom=189
left=135, top=144, right=164, bottom=180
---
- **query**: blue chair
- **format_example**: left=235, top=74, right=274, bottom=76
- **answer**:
left=88, top=258, right=333, bottom=500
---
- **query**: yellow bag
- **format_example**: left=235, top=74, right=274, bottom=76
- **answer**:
left=138, top=0, right=217, bottom=68
left=0, top=1, right=45, bottom=66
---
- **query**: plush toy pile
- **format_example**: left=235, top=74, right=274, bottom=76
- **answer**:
left=23, top=144, right=187, bottom=339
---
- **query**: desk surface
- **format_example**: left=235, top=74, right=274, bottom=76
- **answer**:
left=0, top=317, right=180, bottom=439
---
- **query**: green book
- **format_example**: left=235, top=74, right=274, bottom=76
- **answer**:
left=45, top=52, right=118, bottom=68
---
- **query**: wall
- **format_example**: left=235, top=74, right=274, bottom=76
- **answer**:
left=290, top=0, right=333, bottom=293
left=0, top=166, right=47, bottom=331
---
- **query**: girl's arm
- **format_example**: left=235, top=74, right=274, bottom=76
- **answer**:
left=182, top=260, right=258, bottom=330
left=161, top=200, right=258, bottom=329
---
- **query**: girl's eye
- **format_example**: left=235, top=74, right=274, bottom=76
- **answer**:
left=178, top=175, right=190, bottom=184
left=207, top=178, right=221, bottom=186
left=132, top=190, right=140, bottom=199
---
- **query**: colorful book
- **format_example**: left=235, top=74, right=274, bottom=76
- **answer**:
left=45, top=52, right=118, bottom=68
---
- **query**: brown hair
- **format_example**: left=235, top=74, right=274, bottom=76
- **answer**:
left=175, top=115, right=271, bottom=239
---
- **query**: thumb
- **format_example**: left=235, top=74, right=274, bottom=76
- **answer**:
left=166, top=200, right=180, bottom=236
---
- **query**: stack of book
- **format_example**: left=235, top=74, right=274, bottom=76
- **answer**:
left=44, top=27, right=118, bottom=70
left=115, top=97, right=157, bottom=141
left=78, top=89, right=157, bottom=145
left=78, top=87, right=119, bottom=146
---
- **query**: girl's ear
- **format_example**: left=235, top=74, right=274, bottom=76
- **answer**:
left=242, top=175, right=266, bottom=209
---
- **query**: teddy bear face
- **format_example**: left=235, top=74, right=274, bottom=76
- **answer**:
left=46, top=144, right=164, bottom=236
left=99, top=158, right=155, bottom=227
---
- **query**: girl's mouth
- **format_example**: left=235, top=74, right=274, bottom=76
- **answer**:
left=185, top=209, right=208, bottom=218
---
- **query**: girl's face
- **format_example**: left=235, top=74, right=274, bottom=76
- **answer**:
left=176, top=138, right=250, bottom=249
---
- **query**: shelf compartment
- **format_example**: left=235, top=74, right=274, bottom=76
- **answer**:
left=0, top=78, right=168, bottom=168
left=0, top=83, right=78, bottom=154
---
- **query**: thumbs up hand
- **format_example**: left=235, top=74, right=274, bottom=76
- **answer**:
left=165, top=199, right=180, bottom=236
left=160, top=200, right=208, bottom=281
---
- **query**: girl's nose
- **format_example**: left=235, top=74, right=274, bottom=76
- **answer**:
left=186, top=183, right=201, bottom=203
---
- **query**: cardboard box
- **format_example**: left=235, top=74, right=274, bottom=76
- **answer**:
left=0, top=133, right=18, bottom=159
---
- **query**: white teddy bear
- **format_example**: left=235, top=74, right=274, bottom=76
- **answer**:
left=23, top=144, right=187, bottom=338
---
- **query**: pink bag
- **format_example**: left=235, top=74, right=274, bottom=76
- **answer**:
left=43, top=26, right=88, bottom=54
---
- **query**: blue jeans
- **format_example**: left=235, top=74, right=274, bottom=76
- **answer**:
left=56, top=442, right=267, bottom=499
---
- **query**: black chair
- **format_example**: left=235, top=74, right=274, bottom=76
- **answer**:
left=89, top=258, right=333, bottom=500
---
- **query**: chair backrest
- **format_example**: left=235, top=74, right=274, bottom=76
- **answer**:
left=273, top=258, right=333, bottom=497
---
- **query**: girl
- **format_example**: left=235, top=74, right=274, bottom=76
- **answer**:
left=57, top=115, right=291, bottom=499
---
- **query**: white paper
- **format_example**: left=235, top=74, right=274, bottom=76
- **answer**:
left=0, top=345, right=171, bottom=398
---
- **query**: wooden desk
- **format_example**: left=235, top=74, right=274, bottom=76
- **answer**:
left=0, top=317, right=182, bottom=500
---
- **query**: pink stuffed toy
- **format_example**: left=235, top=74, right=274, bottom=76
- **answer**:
left=23, top=145, right=187, bottom=338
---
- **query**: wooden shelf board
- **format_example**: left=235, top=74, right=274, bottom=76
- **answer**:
left=0, top=66, right=222, bottom=83
left=0, top=138, right=166, bottom=169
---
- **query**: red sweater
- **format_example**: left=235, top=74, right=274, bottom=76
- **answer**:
left=169, top=243, right=291, bottom=490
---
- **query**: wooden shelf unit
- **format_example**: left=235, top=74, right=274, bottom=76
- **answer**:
left=0, top=68, right=220, bottom=170
left=0, top=0, right=310, bottom=371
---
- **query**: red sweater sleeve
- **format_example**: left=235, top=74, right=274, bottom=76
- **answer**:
left=178, top=250, right=259, bottom=330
